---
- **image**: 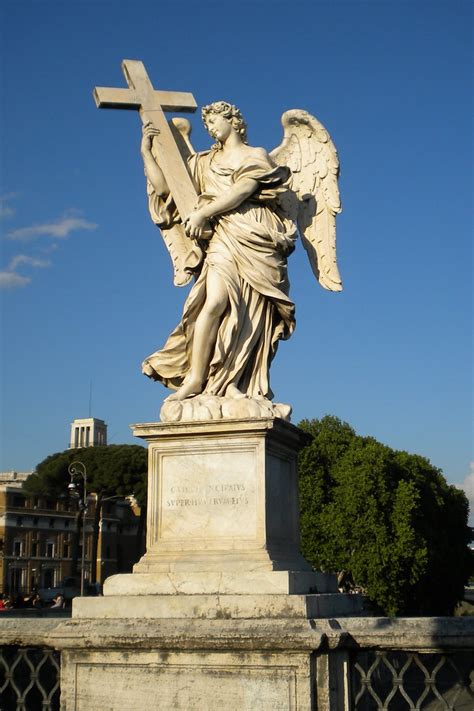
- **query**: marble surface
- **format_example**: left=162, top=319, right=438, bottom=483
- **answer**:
left=132, top=418, right=311, bottom=578
left=104, top=570, right=338, bottom=596
left=160, top=394, right=292, bottom=422
left=73, top=592, right=364, bottom=620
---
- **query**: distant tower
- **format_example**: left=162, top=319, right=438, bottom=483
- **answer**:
left=70, top=418, right=107, bottom=449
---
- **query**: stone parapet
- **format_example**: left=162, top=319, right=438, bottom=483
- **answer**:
left=2, top=616, right=473, bottom=709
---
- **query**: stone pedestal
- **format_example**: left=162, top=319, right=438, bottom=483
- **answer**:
left=105, top=417, right=335, bottom=596
left=134, top=418, right=313, bottom=577
left=61, top=417, right=365, bottom=709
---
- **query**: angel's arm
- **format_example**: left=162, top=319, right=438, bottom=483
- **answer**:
left=141, top=124, right=169, bottom=197
left=184, top=178, right=258, bottom=238
left=202, top=179, right=258, bottom=217
left=185, top=149, right=277, bottom=238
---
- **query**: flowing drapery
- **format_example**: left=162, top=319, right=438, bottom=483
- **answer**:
left=142, top=150, right=296, bottom=398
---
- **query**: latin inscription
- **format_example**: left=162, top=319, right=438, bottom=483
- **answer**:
left=166, top=483, right=248, bottom=508
left=159, top=448, right=257, bottom=539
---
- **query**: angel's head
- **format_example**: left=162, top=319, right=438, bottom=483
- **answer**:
left=201, top=101, right=248, bottom=150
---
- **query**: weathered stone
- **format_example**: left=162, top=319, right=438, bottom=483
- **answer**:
left=131, top=418, right=312, bottom=578
left=160, top=395, right=292, bottom=422
left=104, top=570, right=338, bottom=596
left=73, top=592, right=364, bottom=620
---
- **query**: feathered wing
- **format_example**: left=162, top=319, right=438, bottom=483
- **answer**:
left=270, top=110, right=342, bottom=291
left=148, top=117, right=202, bottom=287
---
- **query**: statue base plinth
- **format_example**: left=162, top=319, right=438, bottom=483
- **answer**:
left=160, top=394, right=292, bottom=422
left=130, top=417, right=313, bottom=582
left=73, top=591, right=364, bottom=620
left=65, top=416, right=366, bottom=709
left=104, top=570, right=336, bottom=596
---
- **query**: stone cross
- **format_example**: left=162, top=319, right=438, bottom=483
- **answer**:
left=93, top=60, right=199, bottom=220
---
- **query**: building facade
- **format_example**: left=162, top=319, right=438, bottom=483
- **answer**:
left=0, top=472, right=142, bottom=596
left=69, top=417, right=107, bottom=449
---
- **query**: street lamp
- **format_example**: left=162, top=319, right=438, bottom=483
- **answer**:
left=96, top=493, right=134, bottom=586
left=68, top=461, right=87, bottom=596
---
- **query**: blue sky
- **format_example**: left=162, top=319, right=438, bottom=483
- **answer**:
left=0, top=1, right=472, bottom=512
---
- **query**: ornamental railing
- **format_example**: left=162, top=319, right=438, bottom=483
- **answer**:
left=0, top=645, right=60, bottom=711
left=351, top=649, right=473, bottom=710
left=315, top=617, right=474, bottom=711
left=0, top=619, right=61, bottom=711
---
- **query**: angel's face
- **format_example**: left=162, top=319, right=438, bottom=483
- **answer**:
left=205, top=114, right=233, bottom=143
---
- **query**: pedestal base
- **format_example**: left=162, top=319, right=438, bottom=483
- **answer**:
left=73, top=591, right=364, bottom=620
left=104, top=570, right=337, bottom=596
left=57, top=622, right=318, bottom=711
left=63, top=417, right=367, bottom=709
left=131, top=418, right=312, bottom=577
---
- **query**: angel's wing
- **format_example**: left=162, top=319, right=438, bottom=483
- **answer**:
left=167, top=117, right=195, bottom=164
left=270, top=110, right=342, bottom=291
left=148, top=118, right=203, bottom=287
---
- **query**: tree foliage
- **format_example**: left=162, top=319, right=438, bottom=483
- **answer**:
left=23, top=444, right=148, bottom=505
left=298, top=416, right=472, bottom=616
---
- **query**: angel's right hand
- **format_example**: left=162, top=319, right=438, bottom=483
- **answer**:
left=141, top=122, right=160, bottom=155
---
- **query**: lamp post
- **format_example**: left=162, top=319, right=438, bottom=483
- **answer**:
left=68, top=461, right=87, bottom=596
left=96, top=493, right=134, bottom=586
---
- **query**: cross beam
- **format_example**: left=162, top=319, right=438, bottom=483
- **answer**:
left=93, top=60, right=199, bottom=220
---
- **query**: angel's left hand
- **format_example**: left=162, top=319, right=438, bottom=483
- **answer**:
left=184, top=209, right=207, bottom=239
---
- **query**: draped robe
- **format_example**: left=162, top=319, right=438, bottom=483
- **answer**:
left=142, top=149, right=297, bottom=399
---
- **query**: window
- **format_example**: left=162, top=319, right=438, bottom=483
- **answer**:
left=31, top=541, right=38, bottom=557
left=33, top=517, right=38, bottom=525
left=43, top=569, right=55, bottom=588
left=63, top=542, right=70, bottom=558
left=16, top=516, right=23, bottom=526
left=64, top=520, right=70, bottom=528
left=45, top=499, right=56, bottom=511
left=13, top=539, right=23, bottom=556
left=45, top=541, right=55, bottom=558
left=13, top=495, right=25, bottom=508
left=49, top=518, right=55, bottom=528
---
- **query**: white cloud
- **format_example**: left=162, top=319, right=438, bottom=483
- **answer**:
left=7, top=216, right=98, bottom=241
left=0, top=271, right=31, bottom=289
left=0, top=254, right=52, bottom=289
left=0, top=192, right=19, bottom=220
left=8, top=254, right=51, bottom=270
left=1, top=210, right=98, bottom=288
left=455, top=462, right=474, bottom=526
left=0, top=206, right=15, bottom=219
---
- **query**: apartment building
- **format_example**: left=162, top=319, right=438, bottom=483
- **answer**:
left=0, top=471, right=143, bottom=596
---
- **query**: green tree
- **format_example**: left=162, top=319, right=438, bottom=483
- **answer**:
left=23, top=445, right=148, bottom=585
left=298, top=416, right=472, bottom=616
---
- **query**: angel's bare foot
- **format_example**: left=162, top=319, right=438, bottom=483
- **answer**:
left=166, top=375, right=204, bottom=402
left=226, top=383, right=246, bottom=399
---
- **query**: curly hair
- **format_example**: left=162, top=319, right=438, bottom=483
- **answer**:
left=201, top=101, right=248, bottom=150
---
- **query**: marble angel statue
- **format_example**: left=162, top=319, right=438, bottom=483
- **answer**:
left=140, top=101, right=342, bottom=421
